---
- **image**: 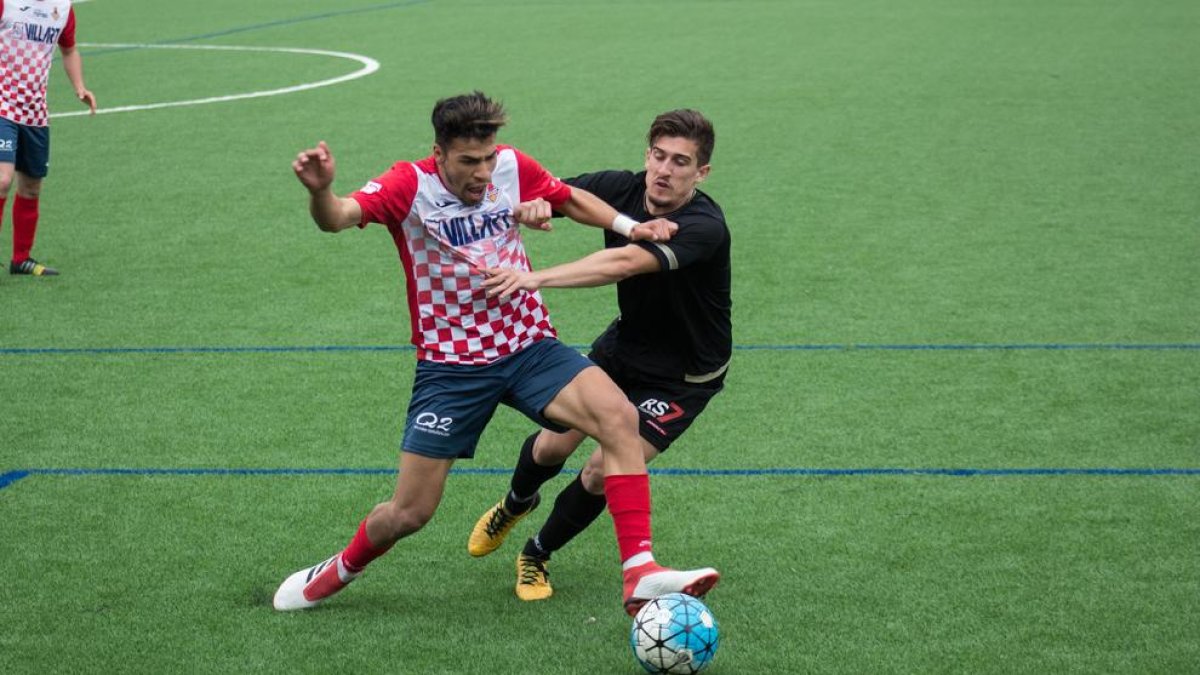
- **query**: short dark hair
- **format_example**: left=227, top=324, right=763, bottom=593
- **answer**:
left=431, top=91, right=508, bottom=148
left=648, top=109, right=715, bottom=166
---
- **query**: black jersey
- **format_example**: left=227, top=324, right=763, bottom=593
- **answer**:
left=565, top=170, right=732, bottom=384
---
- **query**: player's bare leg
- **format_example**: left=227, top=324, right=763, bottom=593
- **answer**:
left=273, top=453, right=453, bottom=611
left=542, top=366, right=718, bottom=615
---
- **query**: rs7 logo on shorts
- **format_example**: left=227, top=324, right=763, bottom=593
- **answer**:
left=638, top=398, right=684, bottom=423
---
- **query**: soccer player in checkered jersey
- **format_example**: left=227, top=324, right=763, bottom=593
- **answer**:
left=273, top=92, right=718, bottom=615
left=467, top=110, right=731, bottom=606
left=0, top=0, right=96, bottom=276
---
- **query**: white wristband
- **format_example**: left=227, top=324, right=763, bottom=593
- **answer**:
left=611, top=214, right=637, bottom=238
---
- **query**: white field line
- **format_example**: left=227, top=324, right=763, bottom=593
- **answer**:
left=51, top=43, right=380, bottom=119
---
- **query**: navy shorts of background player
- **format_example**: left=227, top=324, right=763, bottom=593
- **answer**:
left=0, top=118, right=50, bottom=178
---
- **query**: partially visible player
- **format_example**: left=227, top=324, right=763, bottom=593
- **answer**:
left=0, top=0, right=97, bottom=276
left=272, top=92, right=718, bottom=616
left=468, top=109, right=731, bottom=603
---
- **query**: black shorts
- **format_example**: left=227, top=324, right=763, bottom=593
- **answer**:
left=588, top=346, right=724, bottom=452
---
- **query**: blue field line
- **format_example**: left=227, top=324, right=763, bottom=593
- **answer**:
left=2, top=342, right=1199, bottom=357
left=0, top=470, right=31, bottom=489
left=650, top=467, right=1200, bottom=476
left=738, top=343, right=1200, bottom=351
left=3, top=466, right=1197, bottom=491
left=170, top=0, right=434, bottom=44
left=78, top=0, right=432, bottom=58
left=0, top=345, right=416, bottom=356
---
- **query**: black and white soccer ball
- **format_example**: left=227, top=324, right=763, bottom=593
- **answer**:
left=630, top=593, right=720, bottom=674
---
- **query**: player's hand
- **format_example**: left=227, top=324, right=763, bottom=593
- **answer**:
left=293, top=141, right=336, bottom=193
left=630, top=218, right=678, bottom=242
left=514, top=198, right=553, bottom=231
left=482, top=267, right=541, bottom=302
left=77, top=88, right=96, bottom=115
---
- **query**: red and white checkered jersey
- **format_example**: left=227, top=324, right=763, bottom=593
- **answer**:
left=351, top=145, right=573, bottom=365
left=0, top=0, right=76, bottom=127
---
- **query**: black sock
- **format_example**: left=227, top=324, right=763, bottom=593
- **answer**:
left=504, top=432, right=565, bottom=514
left=524, top=535, right=550, bottom=560
left=524, top=472, right=607, bottom=559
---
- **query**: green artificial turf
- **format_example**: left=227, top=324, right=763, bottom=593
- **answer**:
left=2, top=0, right=1197, bottom=672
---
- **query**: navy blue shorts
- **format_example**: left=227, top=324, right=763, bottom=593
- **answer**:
left=0, top=117, right=50, bottom=178
left=401, top=338, right=593, bottom=459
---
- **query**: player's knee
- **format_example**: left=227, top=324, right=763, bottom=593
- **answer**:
left=579, top=456, right=607, bottom=493
left=595, top=399, right=639, bottom=442
left=532, top=430, right=581, bottom=466
left=0, top=175, right=13, bottom=195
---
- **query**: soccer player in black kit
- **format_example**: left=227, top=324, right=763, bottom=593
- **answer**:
left=469, top=109, right=731, bottom=602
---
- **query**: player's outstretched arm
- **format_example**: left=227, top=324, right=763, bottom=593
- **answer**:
left=556, top=185, right=616, bottom=226
left=293, top=141, right=361, bottom=232
left=557, top=186, right=676, bottom=242
left=482, top=245, right=660, bottom=301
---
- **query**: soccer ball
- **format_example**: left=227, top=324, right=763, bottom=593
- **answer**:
left=630, top=593, right=720, bottom=674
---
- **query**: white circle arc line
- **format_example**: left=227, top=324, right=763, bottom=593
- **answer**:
left=51, top=43, right=380, bottom=119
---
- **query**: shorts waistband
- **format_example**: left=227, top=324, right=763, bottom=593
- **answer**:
left=684, top=360, right=729, bottom=384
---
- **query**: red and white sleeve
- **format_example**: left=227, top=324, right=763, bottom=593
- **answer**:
left=350, top=161, right=419, bottom=227
left=512, top=148, right=572, bottom=209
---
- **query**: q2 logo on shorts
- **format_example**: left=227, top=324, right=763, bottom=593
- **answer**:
left=413, top=411, right=453, bottom=437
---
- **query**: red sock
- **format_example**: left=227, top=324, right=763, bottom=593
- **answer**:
left=605, top=473, right=654, bottom=564
left=341, top=518, right=395, bottom=572
left=0, top=195, right=7, bottom=237
left=12, top=194, right=39, bottom=263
